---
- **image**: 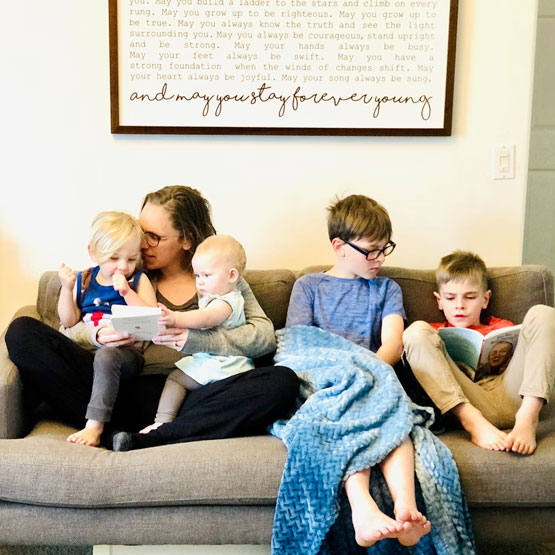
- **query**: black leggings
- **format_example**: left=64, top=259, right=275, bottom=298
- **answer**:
left=6, top=317, right=299, bottom=444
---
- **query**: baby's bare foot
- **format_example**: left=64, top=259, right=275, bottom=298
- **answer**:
left=67, top=421, right=104, bottom=447
left=394, top=507, right=431, bottom=546
left=506, top=397, right=543, bottom=455
left=140, top=422, right=164, bottom=434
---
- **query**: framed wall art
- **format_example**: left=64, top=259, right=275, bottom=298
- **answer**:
left=109, top=0, right=458, bottom=135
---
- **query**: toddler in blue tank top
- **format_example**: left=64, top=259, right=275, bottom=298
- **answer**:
left=58, top=211, right=157, bottom=447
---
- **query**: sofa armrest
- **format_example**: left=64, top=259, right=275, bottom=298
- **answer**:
left=0, top=305, right=40, bottom=439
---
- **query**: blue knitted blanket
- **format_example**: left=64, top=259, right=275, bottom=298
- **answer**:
left=270, top=326, right=476, bottom=555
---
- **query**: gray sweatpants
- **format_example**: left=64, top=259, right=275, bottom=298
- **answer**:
left=86, top=346, right=144, bottom=423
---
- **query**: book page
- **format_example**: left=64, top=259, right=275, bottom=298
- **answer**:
left=438, top=327, right=483, bottom=370
left=111, top=305, right=162, bottom=340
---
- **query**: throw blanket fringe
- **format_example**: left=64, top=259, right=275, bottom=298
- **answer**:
left=270, top=326, right=476, bottom=555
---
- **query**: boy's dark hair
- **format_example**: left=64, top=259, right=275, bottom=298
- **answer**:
left=436, top=251, right=489, bottom=291
left=327, top=194, right=392, bottom=243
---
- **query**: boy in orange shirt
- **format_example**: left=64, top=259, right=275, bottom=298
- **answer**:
left=403, top=251, right=555, bottom=454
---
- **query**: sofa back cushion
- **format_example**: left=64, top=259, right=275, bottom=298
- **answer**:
left=298, top=265, right=554, bottom=325
left=36, top=270, right=297, bottom=332
left=36, top=265, right=553, bottom=331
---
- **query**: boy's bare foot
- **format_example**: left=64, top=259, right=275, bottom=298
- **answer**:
left=506, top=396, right=543, bottom=455
left=351, top=500, right=404, bottom=547
left=67, top=420, right=104, bottom=447
left=140, top=422, right=164, bottom=434
left=394, top=507, right=431, bottom=546
left=452, top=403, right=509, bottom=451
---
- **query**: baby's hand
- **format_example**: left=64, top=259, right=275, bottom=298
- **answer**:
left=58, top=264, right=76, bottom=291
left=112, top=273, right=131, bottom=296
left=158, top=303, right=176, bottom=327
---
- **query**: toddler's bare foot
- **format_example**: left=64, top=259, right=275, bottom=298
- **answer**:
left=140, top=422, right=164, bottom=434
left=453, top=403, right=509, bottom=451
left=350, top=498, right=404, bottom=547
left=506, top=397, right=543, bottom=455
left=67, top=420, right=104, bottom=447
left=394, top=507, right=431, bottom=546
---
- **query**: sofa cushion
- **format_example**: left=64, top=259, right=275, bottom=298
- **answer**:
left=5, top=418, right=555, bottom=511
left=0, top=421, right=286, bottom=509
left=442, top=415, right=555, bottom=507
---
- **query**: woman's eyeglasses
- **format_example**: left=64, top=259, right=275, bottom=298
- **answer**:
left=344, top=240, right=396, bottom=261
left=143, top=231, right=180, bottom=247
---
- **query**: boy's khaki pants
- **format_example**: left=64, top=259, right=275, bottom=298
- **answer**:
left=403, top=304, right=555, bottom=429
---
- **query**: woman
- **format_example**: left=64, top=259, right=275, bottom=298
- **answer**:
left=6, top=186, right=298, bottom=448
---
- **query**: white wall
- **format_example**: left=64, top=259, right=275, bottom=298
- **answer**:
left=0, top=0, right=538, bottom=330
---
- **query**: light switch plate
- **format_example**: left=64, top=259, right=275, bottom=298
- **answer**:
left=492, top=144, right=515, bottom=179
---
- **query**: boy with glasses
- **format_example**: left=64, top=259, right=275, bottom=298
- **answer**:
left=286, top=194, right=430, bottom=548
left=403, top=251, right=555, bottom=455
left=287, top=194, right=402, bottom=365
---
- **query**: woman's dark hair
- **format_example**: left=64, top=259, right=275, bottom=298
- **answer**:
left=142, top=185, right=216, bottom=271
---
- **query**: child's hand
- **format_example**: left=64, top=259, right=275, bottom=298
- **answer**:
left=112, top=273, right=131, bottom=296
left=58, top=264, right=76, bottom=291
left=158, top=303, right=176, bottom=328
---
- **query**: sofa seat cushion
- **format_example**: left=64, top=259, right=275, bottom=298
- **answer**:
left=0, top=421, right=287, bottom=509
left=440, top=416, right=555, bottom=507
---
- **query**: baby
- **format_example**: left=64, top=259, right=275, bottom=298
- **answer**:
left=141, top=234, right=254, bottom=433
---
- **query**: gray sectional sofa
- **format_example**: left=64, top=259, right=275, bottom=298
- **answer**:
left=1, top=265, right=555, bottom=547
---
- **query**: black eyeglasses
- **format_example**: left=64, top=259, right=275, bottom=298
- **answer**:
left=344, top=240, right=396, bottom=261
left=143, top=231, right=180, bottom=247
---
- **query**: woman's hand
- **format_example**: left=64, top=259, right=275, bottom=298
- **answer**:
left=153, top=327, right=189, bottom=351
left=96, top=324, right=135, bottom=347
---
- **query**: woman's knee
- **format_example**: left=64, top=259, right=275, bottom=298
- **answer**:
left=257, top=365, right=299, bottom=408
left=6, top=316, right=47, bottom=361
left=6, top=316, right=39, bottom=344
left=274, top=366, right=300, bottom=400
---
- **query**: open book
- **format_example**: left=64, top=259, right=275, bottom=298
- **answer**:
left=110, top=305, right=162, bottom=341
left=438, top=324, right=521, bottom=382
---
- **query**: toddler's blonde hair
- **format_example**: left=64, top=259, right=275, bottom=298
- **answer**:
left=89, top=211, right=143, bottom=264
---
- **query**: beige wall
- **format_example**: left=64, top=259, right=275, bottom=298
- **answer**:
left=0, top=1, right=538, bottom=330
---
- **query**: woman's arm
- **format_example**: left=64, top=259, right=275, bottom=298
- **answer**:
left=60, top=320, right=135, bottom=349
left=182, top=278, right=276, bottom=358
left=59, top=320, right=97, bottom=348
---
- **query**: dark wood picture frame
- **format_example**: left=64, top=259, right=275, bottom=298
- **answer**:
left=109, top=0, right=458, bottom=136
